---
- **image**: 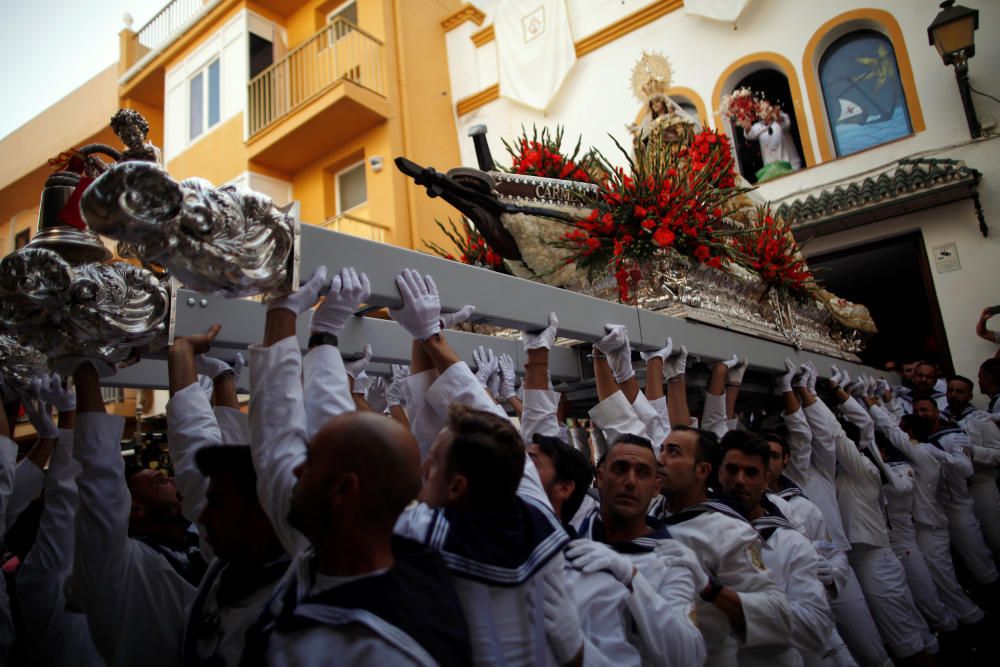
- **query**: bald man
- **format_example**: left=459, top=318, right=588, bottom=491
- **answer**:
left=245, top=266, right=472, bottom=666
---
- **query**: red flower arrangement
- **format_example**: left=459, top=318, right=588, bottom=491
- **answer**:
left=558, top=129, right=750, bottom=302
left=501, top=125, right=596, bottom=183
left=733, top=205, right=814, bottom=294
left=424, top=218, right=509, bottom=273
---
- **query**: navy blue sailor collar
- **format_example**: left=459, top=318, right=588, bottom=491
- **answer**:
left=576, top=512, right=672, bottom=554
left=751, top=495, right=795, bottom=542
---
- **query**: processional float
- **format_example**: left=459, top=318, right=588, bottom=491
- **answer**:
left=0, top=60, right=886, bottom=399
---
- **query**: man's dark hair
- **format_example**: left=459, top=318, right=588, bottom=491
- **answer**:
left=608, top=432, right=654, bottom=452
left=900, top=414, right=932, bottom=443
left=914, top=361, right=936, bottom=376
left=980, top=358, right=1000, bottom=386
left=911, top=396, right=939, bottom=411
left=761, top=430, right=789, bottom=457
left=946, top=375, right=974, bottom=390
left=446, top=405, right=525, bottom=508
left=719, top=430, right=772, bottom=470
left=195, top=445, right=259, bottom=503
left=672, top=425, right=721, bottom=469
left=533, top=435, right=593, bottom=522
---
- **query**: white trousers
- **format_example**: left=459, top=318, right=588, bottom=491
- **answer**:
left=828, top=566, right=891, bottom=667
left=969, top=475, right=1000, bottom=561
left=943, top=504, right=998, bottom=584
left=848, top=545, right=933, bottom=659
left=915, top=524, right=984, bottom=625
left=891, top=541, right=957, bottom=632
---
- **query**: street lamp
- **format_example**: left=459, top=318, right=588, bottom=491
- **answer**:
left=927, top=0, right=981, bottom=138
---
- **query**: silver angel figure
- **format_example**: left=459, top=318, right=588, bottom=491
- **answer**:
left=80, top=160, right=298, bottom=298
left=0, top=247, right=169, bottom=364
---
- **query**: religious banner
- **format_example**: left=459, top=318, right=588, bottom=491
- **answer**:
left=495, top=0, right=576, bottom=111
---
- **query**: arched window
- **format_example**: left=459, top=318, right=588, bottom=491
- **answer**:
left=727, top=69, right=806, bottom=185
left=819, top=30, right=912, bottom=157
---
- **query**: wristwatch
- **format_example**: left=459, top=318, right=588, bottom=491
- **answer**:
left=307, top=332, right=339, bottom=349
left=699, top=579, right=724, bottom=603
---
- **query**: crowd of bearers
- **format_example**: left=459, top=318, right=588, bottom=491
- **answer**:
left=0, top=264, right=997, bottom=667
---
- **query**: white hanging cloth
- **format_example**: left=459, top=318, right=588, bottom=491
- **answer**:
left=683, top=0, right=752, bottom=24
left=495, top=0, right=577, bottom=111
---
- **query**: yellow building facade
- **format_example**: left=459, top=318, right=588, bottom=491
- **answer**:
left=117, top=0, right=468, bottom=250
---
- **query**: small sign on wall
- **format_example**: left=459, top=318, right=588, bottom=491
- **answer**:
left=933, top=243, right=961, bottom=273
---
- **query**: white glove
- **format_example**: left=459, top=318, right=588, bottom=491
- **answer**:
left=777, top=358, right=797, bottom=393
left=231, top=352, right=246, bottom=384
left=662, top=344, right=688, bottom=380
left=846, top=373, right=865, bottom=398
left=351, top=370, right=369, bottom=395
left=875, top=378, right=892, bottom=399
left=523, top=312, right=558, bottom=351
left=487, top=369, right=501, bottom=398
left=830, top=365, right=849, bottom=389
left=794, top=364, right=811, bottom=390
left=565, top=539, right=635, bottom=585
left=345, top=344, right=372, bottom=380
left=640, top=337, right=672, bottom=363
left=498, top=353, right=517, bottom=400
left=473, top=346, right=498, bottom=389
left=194, top=354, right=234, bottom=381
left=389, top=269, right=442, bottom=341
left=804, top=361, right=818, bottom=395
left=542, top=564, right=584, bottom=664
left=725, top=355, right=749, bottom=385
left=440, top=305, right=475, bottom=330
left=815, top=557, right=834, bottom=586
left=365, top=376, right=388, bottom=414
left=311, top=267, right=371, bottom=334
left=594, top=324, right=634, bottom=383
left=386, top=364, right=410, bottom=407
left=197, top=374, right=214, bottom=400
left=22, top=379, right=57, bottom=439
left=39, top=373, right=76, bottom=413
left=268, top=265, right=328, bottom=315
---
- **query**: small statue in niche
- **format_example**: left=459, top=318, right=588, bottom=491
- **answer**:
left=110, top=108, right=162, bottom=165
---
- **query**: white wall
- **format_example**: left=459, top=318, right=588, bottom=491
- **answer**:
left=444, top=0, right=1000, bottom=381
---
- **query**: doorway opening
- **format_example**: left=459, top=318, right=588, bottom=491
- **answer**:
left=808, top=231, right=953, bottom=374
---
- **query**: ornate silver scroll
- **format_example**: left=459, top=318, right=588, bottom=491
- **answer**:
left=0, top=336, right=48, bottom=388
left=0, top=247, right=170, bottom=365
left=81, top=160, right=299, bottom=298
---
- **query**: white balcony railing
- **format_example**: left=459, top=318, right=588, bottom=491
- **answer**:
left=136, top=0, right=205, bottom=50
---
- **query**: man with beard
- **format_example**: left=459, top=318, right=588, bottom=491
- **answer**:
left=67, top=360, right=205, bottom=667
left=718, top=431, right=839, bottom=667
left=245, top=265, right=472, bottom=666
left=912, top=396, right=999, bottom=592
left=941, top=375, right=1000, bottom=561
left=904, top=363, right=947, bottom=413
left=571, top=433, right=707, bottom=666
left=649, top=425, right=791, bottom=667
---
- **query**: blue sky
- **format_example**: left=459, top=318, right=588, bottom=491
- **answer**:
left=0, top=0, right=164, bottom=139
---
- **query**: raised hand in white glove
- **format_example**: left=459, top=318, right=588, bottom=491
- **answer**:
left=345, top=344, right=372, bottom=380
left=726, top=356, right=749, bottom=386
left=440, top=305, right=475, bottom=330
left=662, top=344, right=688, bottom=381
left=231, top=352, right=246, bottom=384
left=194, top=354, right=234, bottom=381
left=40, top=372, right=76, bottom=413
left=845, top=373, right=865, bottom=398
left=830, top=365, right=849, bottom=389
left=794, top=363, right=811, bottom=390
left=312, top=266, right=371, bottom=334
left=565, top=539, right=635, bottom=586
left=541, top=564, right=584, bottom=664
left=804, top=361, right=818, bottom=395
left=268, top=265, right=328, bottom=315
left=22, top=379, right=57, bottom=439
left=875, top=378, right=892, bottom=400
left=777, top=359, right=797, bottom=393
left=594, top=324, right=634, bottom=383
left=351, top=370, right=369, bottom=395
left=473, top=346, right=498, bottom=389
left=523, top=312, right=558, bottom=351
left=640, top=337, right=672, bottom=364
left=365, top=376, right=388, bottom=413
left=815, top=557, right=835, bottom=586
left=389, top=269, right=441, bottom=341
left=498, top=353, right=517, bottom=400
left=386, top=364, right=410, bottom=407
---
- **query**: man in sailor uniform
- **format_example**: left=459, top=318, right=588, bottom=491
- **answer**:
left=942, top=375, right=1000, bottom=561
left=244, top=265, right=473, bottom=667
left=978, top=359, right=1000, bottom=424
left=912, top=396, right=999, bottom=591
left=901, top=363, right=948, bottom=413
left=718, top=431, right=840, bottom=667
left=649, top=425, right=792, bottom=667
left=571, top=433, right=707, bottom=666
